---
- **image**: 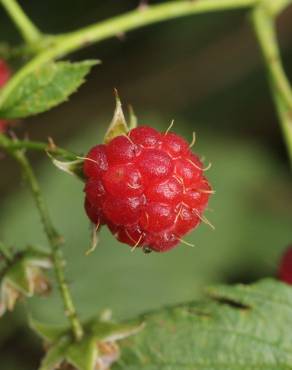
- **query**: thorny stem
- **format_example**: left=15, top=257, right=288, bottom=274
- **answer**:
left=0, top=0, right=42, bottom=44
left=0, top=134, right=84, bottom=341
left=251, top=0, right=292, bottom=165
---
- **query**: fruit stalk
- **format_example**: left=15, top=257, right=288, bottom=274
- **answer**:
left=0, top=0, right=258, bottom=107
left=0, top=0, right=42, bottom=44
left=251, top=1, right=292, bottom=165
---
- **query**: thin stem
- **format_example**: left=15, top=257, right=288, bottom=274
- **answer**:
left=267, top=0, right=292, bottom=16
left=251, top=2, right=292, bottom=165
left=16, top=151, right=83, bottom=341
left=0, top=0, right=258, bottom=106
left=0, top=0, right=42, bottom=44
left=4, top=139, right=78, bottom=160
left=0, top=134, right=83, bottom=340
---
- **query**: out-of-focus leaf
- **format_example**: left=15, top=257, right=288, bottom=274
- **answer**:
left=114, top=279, right=292, bottom=370
left=0, top=60, right=99, bottom=119
left=104, top=90, right=129, bottom=144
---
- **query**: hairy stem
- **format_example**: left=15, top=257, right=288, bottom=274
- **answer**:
left=0, top=0, right=258, bottom=106
left=0, top=0, right=42, bottom=44
left=251, top=1, right=292, bottom=164
left=0, top=134, right=83, bottom=341
left=15, top=152, right=84, bottom=340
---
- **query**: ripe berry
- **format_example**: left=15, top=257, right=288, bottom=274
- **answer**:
left=0, top=59, right=10, bottom=88
left=0, top=120, right=8, bottom=133
left=278, top=246, right=292, bottom=284
left=83, top=126, right=212, bottom=253
left=0, top=60, right=11, bottom=133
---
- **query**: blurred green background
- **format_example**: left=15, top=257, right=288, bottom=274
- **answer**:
left=0, top=1, right=292, bottom=369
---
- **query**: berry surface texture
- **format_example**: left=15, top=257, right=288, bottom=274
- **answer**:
left=84, top=126, right=212, bottom=253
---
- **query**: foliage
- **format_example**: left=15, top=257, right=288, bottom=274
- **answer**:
left=0, top=61, right=98, bottom=119
left=115, top=279, right=292, bottom=370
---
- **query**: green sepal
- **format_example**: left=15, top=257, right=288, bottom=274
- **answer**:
left=40, top=335, right=97, bottom=370
left=22, top=246, right=52, bottom=268
left=128, top=105, right=138, bottom=129
left=104, top=90, right=129, bottom=144
left=5, top=260, right=31, bottom=295
left=0, top=247, right=52, bottom=316
left=36, top=315, right=144, bottom=370
left=48, top=153, right=85, bottom=181
left=66, top=336, right=98, bottom=370
left=39, top=336, right=71, bottom=370
left=87, top=317, right=144, bottom=342
left=30, top=317, right=67, bottom=342
left=0, top=60, right=99, bottom=119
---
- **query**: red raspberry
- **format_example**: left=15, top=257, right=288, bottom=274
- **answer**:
left=0, top=60, right=11, bottom=133
left=0, top=59, right=10, bottom=88
left=83, top=126, right=212, bottom=253
left=278, top=246, right=292, bottom=284
left=0, top=120, right=8, bottom=133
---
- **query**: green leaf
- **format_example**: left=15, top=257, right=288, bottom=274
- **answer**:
left=104, top=90, right=129, bottom=144
left=0, top=60, right=99, bottom=119
left=114, top=279, right=292, bottom=370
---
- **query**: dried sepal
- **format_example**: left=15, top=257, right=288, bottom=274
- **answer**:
left=0, top=247, right=52, bottom=316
